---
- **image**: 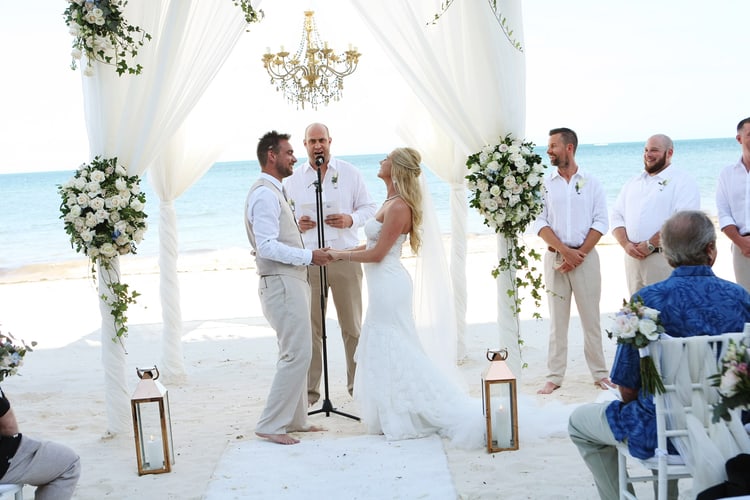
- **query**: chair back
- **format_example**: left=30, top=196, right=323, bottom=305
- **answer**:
left=656, top=332, right=750, bottom=493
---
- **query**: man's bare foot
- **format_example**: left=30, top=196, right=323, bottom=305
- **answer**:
left=537, top=382, right=560, bottom=394
left=595, top=377, right=617, bottom=390
left=288, top=425, right=326, bottom=433
left=255, top=432, right=300, bottom=445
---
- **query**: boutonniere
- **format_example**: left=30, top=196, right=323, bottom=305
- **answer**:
left=332, top=172, right=339, bottom=189
left=575, top=178, right=586, bottom=195
left=288, top=198, right=296, bottom=213
left=658, top=179, right=669, bottom=191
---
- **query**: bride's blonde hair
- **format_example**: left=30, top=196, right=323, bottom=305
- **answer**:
left=391, top=147, right=423, bottom=254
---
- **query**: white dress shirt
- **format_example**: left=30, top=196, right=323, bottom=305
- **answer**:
left=610, top=164, right=700, bottom=242
left=717, top=157, right=750, bottom=234
left=246, top=173, right=312, bottom=266
left=533, top=169, right=609, bottom=247
left=283, top=157, right=377, bottom=250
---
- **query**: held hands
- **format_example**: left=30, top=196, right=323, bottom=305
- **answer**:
left=311, top=248, right=333, bottom=266
left=625, top=241, right=649, bottom=260
left=556, top=247, right=586, bottom=274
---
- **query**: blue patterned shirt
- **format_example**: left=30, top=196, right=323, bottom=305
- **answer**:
left=605, top=265, right=750, bottom=459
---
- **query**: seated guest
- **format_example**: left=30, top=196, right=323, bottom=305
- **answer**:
left=568, top=210, right=750, bottom=500
left=0, top=387, right=80, bottom=499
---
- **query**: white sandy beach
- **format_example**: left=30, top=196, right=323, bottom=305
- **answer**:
left=0, top=231, right=738, bottom=499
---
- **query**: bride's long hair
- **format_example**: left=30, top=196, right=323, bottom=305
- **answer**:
left=391, top=147, right=423, bottom=254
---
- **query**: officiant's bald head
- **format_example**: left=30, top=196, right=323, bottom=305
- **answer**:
left=661, top=210, right=716, bottom=267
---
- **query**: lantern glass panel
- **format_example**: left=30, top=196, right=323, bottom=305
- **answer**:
left=135, top=401, right=167, bottom=471
left=488, top=382, right=515, bottom=449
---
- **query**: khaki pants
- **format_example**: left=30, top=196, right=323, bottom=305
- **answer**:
left=307, top=260, right=363, bottom=403
left=544, top=248, right=609, bottom=386
left=732, top=243, right=750, bottom=293
left=256, top=274, right=312, bottom=434
left=624, top=252, right=672, bottom=296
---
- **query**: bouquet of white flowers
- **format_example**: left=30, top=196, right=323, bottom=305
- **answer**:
left=465, top=134, right=547, bottom=319
left=58, top=156, right=147, bottom=340
left=709, top=337, right=750, bottom=422
left=0, top=330, right=36, bottom=383
left=607, top=296, right=666, bottom=395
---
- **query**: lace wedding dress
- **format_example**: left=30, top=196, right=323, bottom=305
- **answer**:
left=354, top=219, right=485, bottom=449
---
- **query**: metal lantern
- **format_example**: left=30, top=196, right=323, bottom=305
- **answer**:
left=482, top=349, right=519, bottom=453
left=131, top=366, right=174, bottom=475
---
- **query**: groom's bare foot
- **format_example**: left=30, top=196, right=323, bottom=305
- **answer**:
left=255, top=432, right=299, bottom=445
left=537, top=382, right=560, bottom=394
left=288, top=424, right=326, bottom=433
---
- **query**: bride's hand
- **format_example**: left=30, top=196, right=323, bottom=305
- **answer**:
left=328, top=250, right=344, bottom=261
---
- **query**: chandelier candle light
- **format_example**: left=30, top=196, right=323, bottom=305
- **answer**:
left=262, top=11, right=360, bottom=109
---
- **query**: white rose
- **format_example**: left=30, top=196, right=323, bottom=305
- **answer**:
left=71, top=47, right=82, bottom=60
left=527, top=174, right=540, bottom=187
left=478, top=152, right=490, bottom=164
left=719, top=368, right=740, bottom=397
left=494, top=210, right=506, bottom=223
left=638, top=318, right=659, bottom=340
left=73, top=177, right=87, bottom=190
left=133, top=229, right=145, bottom=244
left=73, top=218, right=86, bottom=231
left=70, top=205, right=82, bottom=217
left=481, top=145, right=494, bottom=155
left=94, top=209, right=109, bottom=223
left=84, top=65, right=95, bottom=77
left=130, top=199, right=145, bottom=212
left=110, top=212, right=121, bottom=223
left=487, top=160, right=499, bottom=172
left=89, top=197, right=105, bottom=211
left=76, top=193, right=90, bottom=207
left=508, top=145, right=521, bottom=154
left=484, top=199, right=498, bottom=211
left=80, top=230, right=94, bottom=243
left=489, top=185, right=501, bottom=196
left=86, top=181, right=101, bottom=195
left=503, top=176, right=516, bottom=189
left=115, top=234, right=130, bottom=246
left=477, top=179, right=489, bottom=192
left=511, top=184, right=523, bottom=195
left=85, top=212, right=98, bottom=228
left=89, top=247, right=100, bottom=258
left=467, top=180, right=477, bottom=191
left=508, top=194, right=521, bottom=207
left=115, top=165, right=127, bottom=176
left=479, top=190, right=491, bottom=201
left=100, top=243, right=117, bottom=258
left=641, top=307, right=659, bottom=322
left=130, top=184, right=141, bottom=195
left=498, top=144, right=509, bottom=153
left=90, top=170, right=106, bottom=183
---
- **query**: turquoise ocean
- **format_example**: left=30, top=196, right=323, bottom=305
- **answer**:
left=0, top=137, right=740, bottom=271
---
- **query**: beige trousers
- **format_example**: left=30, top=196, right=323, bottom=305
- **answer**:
left=256, top=274, right=312, bottom=435
left=307, top=260, right=363, bottom=403
left=544, top=248, right=609, bottom=386
left=732, top=243, right=750, bottom=293
left=623, top=252, right=672, bottom=296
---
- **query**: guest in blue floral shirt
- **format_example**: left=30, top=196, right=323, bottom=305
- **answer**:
left=568, top=210, right=750, bottom=500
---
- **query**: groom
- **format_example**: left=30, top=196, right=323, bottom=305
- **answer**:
left=245, top=130, right=331, bottom=444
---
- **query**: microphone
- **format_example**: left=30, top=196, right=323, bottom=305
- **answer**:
left=315, top=155, right=324, bottom=167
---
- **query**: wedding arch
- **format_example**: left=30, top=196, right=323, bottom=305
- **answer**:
left=76, top=0, right=525, bottom=434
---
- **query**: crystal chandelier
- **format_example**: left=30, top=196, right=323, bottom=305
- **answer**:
left=261, top=11, right=361, bottom=110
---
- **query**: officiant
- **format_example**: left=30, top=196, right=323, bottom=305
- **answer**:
left=284, top=123, right=377, bottom=406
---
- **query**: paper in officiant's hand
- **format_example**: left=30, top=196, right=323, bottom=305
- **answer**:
left=300, top=201, right=341, bottom=239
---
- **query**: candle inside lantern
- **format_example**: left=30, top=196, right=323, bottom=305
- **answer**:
left=494, top=405, right=512, bottom=448
left=145, top=435, right=164, bottom=467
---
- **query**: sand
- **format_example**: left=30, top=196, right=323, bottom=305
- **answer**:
left=0, top=232, right=737, bottom=499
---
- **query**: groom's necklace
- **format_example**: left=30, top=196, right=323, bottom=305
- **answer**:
left=384, top=194, right=401, bottom=202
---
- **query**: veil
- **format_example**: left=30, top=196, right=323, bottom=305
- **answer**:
left=413, top=173, right=464, bottom=386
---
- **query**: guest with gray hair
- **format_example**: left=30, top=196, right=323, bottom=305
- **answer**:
left=569, top=210, right=750, bottom=500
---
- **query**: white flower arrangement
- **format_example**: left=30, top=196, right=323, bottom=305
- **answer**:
left=0, top=330, right=36, bottom=383
left=709, top=337, right=750, bottom=422
left=64, top=0, right=152, bottom=77
left=606, top=296, right=666, bottom=395
left=466, top=134, right=547, bottom=319
left=58, top=156, right=147, bottom=341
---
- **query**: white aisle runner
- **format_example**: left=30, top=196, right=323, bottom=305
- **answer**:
left=203, top=434, right=456, bottom=499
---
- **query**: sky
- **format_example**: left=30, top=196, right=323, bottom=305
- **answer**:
left=1, top=0, right=749, bottom=174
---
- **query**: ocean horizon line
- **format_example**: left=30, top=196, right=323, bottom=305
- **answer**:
left=1, top=136, right=735, bottom=176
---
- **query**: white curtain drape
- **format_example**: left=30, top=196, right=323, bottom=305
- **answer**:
left=81, top=0, right=247, bottom=434
left=351, top=0, right=526, bottom=373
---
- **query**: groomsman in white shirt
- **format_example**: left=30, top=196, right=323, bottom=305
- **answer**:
left=284, top=123, right=377, bottom=406
left=534, top=127, right=612, bottom=394
left=717, top=117, right=750, bottom=292
left=611, top=134, right=700, bottom=295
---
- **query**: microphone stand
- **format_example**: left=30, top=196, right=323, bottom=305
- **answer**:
left=308, top=156, right=359, bottom=421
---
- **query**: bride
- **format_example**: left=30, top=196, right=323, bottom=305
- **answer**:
left=329, top=147, right=484, bottom=449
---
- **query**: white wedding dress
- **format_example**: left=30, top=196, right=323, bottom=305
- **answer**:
left=354, top=219, right=485, bottom=449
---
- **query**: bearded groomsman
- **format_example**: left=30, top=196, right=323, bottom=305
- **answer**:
left=534, top=127, right=612, bottom=395
left=611, top=134, right=700, bottom=295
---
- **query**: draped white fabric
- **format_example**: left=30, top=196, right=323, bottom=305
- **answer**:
left=80, top=1, right=246, bottom=433
left=351, top=0, right=526, bottom=373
